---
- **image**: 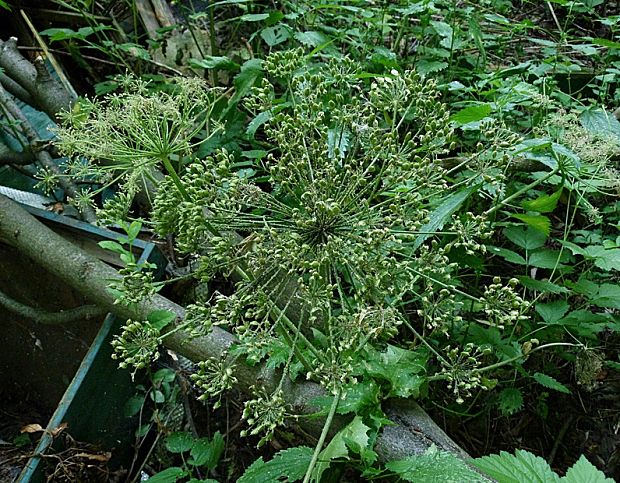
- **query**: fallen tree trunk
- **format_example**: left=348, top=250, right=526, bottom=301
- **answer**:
left=0, top=193, right=469, bottom=462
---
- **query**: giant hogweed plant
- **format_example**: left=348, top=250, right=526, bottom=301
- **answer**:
left=53, top=49, right=618, bottom=479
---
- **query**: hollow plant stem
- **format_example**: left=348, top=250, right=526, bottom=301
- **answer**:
left=303, top=388, right=341, bottom=483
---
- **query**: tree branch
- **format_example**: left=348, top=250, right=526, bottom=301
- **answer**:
left=0, top=37, right=75, bottom=121
left=0, top=288, right=106, bottom=324
left=0, top=141, right=36, bottom=165
left=0, top=82, right=96, bottom=222
left=0, top=193, right=470, bottom=463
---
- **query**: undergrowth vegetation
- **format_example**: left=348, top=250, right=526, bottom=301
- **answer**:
left=13, top=0, right=620, bottom=481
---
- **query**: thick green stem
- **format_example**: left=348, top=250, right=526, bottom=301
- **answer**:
left=485, top=166, right=561, bottom=217
left=303, top=388, right=341, bottom=483
left=161, top=157, right=190, bottom=201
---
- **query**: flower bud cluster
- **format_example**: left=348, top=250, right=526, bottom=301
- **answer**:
left=111, top=319, right=160, bottom=375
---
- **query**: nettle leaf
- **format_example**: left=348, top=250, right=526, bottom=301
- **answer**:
left=147, top=309, right=176, bottom=331
left=386, top=445, right=485, bottom=482
left=237, top=446, right=313, bottom=483
left=294, top=30, right=330, bottom=47
left=363, top=345, right=427, bottom=398
left=145, top=467, right=187, bottom=483
left=232, top=59, right=263, bottom=103
left=562, top=455, right=614, bottom=482
left=582, top=246, right=620, bottom=271
left=311, top=380, right=381, bottom=415
left=312, top=417, right=371, bottom=482
left=98, top=240, right=127, bottom=255
left=536, top=300, right=570, bottom=324
left=189, top=56, right=240, bottom=71
left=528, top=249, right=566, bottom=269
left=189, top=432, right=224, bottom=469
left=521, top=187, right=563, bottom=213
left=449, top=103, right=492, bottom=125
left=416, top=59, right=449, bottom=75
left=504, top=226, right=547, bottom=250
left=261, top=25, right=291, bottom=47
left=580, top=108, right=620, bottom=141
left=488, top=246, right=527, bottom=265
left=165, top=432, right=194, bottom=453
left=473, top=449, right=560, bottom=483
left=517, top=276, right=569, bottom=294
left=533, top=372, right=570, bottom=394
left=413, top=185, right=479, bottom=251
left=497, top=388, right=524, bottom=416
left=511, top=214, right=551, bottom=236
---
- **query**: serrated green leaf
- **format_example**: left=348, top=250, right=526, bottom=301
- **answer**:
left=261, top=25, right=291, bottom=47
left=497, top=388, right=524, bottom=416
left=146, top=467, right=187, bottom=483
left=247, top=110, right=273, bottom=137
left=512, top=214, right=551, bottom=236
left=312, top=417, right=370, bottom=482
left=580, top=108, right=620, bottom=141
left=450, top=104, right=492, bottom=125
left=561, top=455, right=614, bottom=482
left=311, top=380, right=380, bottom=415
left=521, top=188, right=563, bottom=213
left=98, top=240, right=127, bottom=255
left=416, top=59, right=448, bottom=75
left=294, top=30, right=329, bottom=47
left=517, top=276, right=569, bottom=294
left=363, top=345, right=426, bottom=398
left=189, top=432, right=224, bottom=469
left=473, top=449, right=560, bottom=483
left=528, top=249, right=565, bottom=269
left=386, top=445, right=485, bottom=482
left=165, top=432, right=194, bottom=453
left=536, top=300, right=570, bottom=324
left=583, top=246, right=620, bottom=271
left=189, top=56, right=239, bottom=71
left=413, top=186, right=479, bottom=251
left=504, top=226, right=547, bottom=250
left=232, top=59, right=263, bottom=103
left=237, top=447, right=313, bottom=483
left=488, top=246, right=527, bottom=265
left=147, top=310, right=176, bottom=331
left=533, top=372, right=570, bottom=394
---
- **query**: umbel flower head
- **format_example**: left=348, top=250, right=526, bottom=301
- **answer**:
left=54, top=76, right=224, bottom=212
left=153, top=57, right=456, bottom=382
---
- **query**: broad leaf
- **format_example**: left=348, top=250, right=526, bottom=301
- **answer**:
left=189, top=432, right=224, bottom=469
left=312, top=417, right=370, bottom=482
left=450, top=104, right=492, bottom=125
left=237, top=446, right=313, bottom=483
left=473, top=449, right=560, bottom=483
left=147, top=310, right=176, bottom=331
left=146, top=467, right=187, bottom=483
left=504, top=226, right=547, bottom=250
left=511, top=214, right=551, bottom=236
left=165, top=432, right=194, bottom=453
left=580, top=108, right=620, bottom=141
left=413, top=186, right=479, bottom=251
left=561, top=455, right=614, bottom=482
left=386, top=445, right=485, bottom=482
left=533, top=372, right=570, bottom=394
left=536, top=300, right=570, bottom=324
left=521, top=188, right=563, bottom=213
left=364, top=345, right=427, bottom=397
left=517, top=276, right=569, bottom=294
left=497, top=388, right=523, bottom=416
left=232, top=59, right=263, bottom=103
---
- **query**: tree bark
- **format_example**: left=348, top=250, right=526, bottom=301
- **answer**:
left=0, top=193, right=469, bottom=462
